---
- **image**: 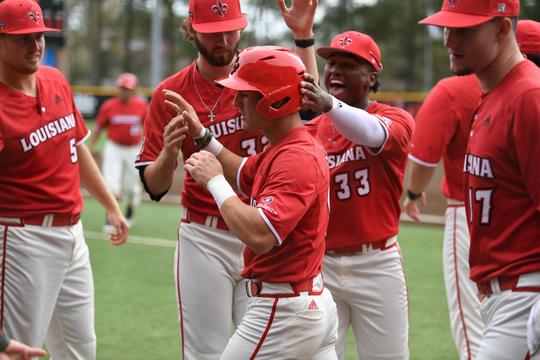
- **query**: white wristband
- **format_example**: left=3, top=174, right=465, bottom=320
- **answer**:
left=207, top=175, right=237, bottom=209
left=203, top=137, right=224, bottom=155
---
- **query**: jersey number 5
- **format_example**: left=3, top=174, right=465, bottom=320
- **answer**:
left=468, top=188, right=495, bottom=225
left=334, top=168, right=371, bottom=200
left=69, top=138, right=78, bottom=163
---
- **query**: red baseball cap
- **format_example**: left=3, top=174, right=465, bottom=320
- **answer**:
left=189, top=0, right=247, bottom=34
left=317, top=31, right=383, bottom=72
left=419, top=0, right=520, bottom=28
left=0, top=0, right=61, bottom=35
left=517, top=20, right=540, bottom=55
left=116, top=73, right=138, bottom=90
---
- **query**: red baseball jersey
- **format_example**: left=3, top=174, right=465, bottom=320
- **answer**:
left=136, top=61, right=266, bottom=216
left=464, top=60, right=540, bottom=283
left=307, top=101, right=414, bottom=250
left=96, top=96, right=147, bottom=146
left=237, top=126, right=329, bottom=283
left=0, top=66, right=89, bottom=217
left=409, top=75, right=482, bottom=201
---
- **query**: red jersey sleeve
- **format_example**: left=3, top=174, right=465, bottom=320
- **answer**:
left=237, top=155, right=258, bottom=197
left=409, top=82, right=457, bottom=165
left=252, top=147, right=324, bottom=245
left=513, top=89, right=540, bottom=211
left=373, top=106, right=414, bottom=158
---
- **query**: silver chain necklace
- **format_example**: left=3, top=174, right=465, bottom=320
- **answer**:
left=193, top=74, right=223, bottom=122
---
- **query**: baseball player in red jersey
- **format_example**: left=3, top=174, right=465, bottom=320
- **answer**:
left=89, top=73, right=147, bottom=226
left=135, top=0, right=319, bottom=358
left=421, top=1, right=540, bottom=359
left=404, top=74, right=483, bottom=360
left=300, top=31, right=414, bottom=360
left=166, top=45, right=338, bottom=360
left=0, top=0, right=128, bottom=359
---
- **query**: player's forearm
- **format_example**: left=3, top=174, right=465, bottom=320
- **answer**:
left=142, top=150, right=177, bottom=196
left=326, top=96, right=387, bottom=147
left=296, top=45, right=319, bottom=85
left=215, top=147, right=243, bottom=189
left=88, top=127, right=103, bottom=152
left=220, top=197, right=277, bottom=254
left=77, top=144, right=121, bottom=213
left=408, top=160, right=437, bottom=193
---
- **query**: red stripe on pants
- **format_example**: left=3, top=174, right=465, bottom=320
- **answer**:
left=250, top=298, right=279, bottom=360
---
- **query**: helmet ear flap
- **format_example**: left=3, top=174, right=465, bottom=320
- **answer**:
left=255, top=82, right=302, bottom=120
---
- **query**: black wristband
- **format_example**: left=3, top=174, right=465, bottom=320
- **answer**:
left=406, top=190, right=423, bottom=201
left=0, top=334, right=10, bottom=352
left=294, top=38, right=315, bottom=48
left=194, top=128, right=213, bottom=149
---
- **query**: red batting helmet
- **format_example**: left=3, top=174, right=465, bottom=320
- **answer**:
left=216, top=46, right=306, bottom=120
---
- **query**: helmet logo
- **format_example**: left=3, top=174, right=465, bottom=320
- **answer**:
left=212, top=0, right=229, bottom=17
left=28, top=7, right=41, bottom=24
left=498, top=3, right=506, bottom=13
left=338, top=35, right=352, bottom=48
left=0, top=20, right=5, bottom=30
left=448, top=0, right=459, bottom=8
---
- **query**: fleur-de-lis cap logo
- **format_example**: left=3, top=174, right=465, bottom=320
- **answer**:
left=28, top=7, right=41, bottom=24
left=448, top=0, right=459, bottom=8
left=212, top=0, right=229, bottom=17
left=338, top=35, right=352, bottom=48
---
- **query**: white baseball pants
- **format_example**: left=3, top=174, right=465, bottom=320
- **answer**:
left=0, top=221, right=96, bottom=359
left=443, top=203, right=483, bottom=360
left=475, top=272, right=540, bottom=360
left=323, top=236, right=409, bottom=360
left=220, top=279, right=338, bottom=360
left=175, top=220, right=248, bottom=360
left=102, top=140, right=141, bottom=207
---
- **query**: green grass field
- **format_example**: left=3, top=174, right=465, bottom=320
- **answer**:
left=66, top=197, right=457, bottom=360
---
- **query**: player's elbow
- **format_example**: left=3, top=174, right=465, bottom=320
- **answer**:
left=244, top=233, right=276, bottom=255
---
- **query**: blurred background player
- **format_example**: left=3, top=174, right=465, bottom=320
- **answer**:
left=302, top=30, right=414, bottom=360
left=168, top=45, right=338, bottom=360
left=0, top=0, right=128, bottom=359
left=89, top=72, right=147, bottom=227
left=404, top=65, right=483, bottom=360
left=420, top=1, right=540, bottom=359
left=404, top=18, right=540, bottom=360
left=517, top=20, right=540, bottom=67
left=134, top=0, right=318, bottom=358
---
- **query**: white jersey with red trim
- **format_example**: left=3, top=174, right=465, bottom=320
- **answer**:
left=136, top=61, right=266, bottom=216
left=0, top=66, right=89, bottom=218
left=307, top=101, right=414, bottom=250
left=237, top=126, right=329, bottom=283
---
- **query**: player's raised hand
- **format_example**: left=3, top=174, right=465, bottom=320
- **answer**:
left=277, top=0, right=317, bottom=38
left=163, top=89, right=204, bottom=138
left=300, top=73, right=333, bottom=113
left=403, top=193, right=427, bottom=223
left=106, top=210, right=129, bottom=245
left=162, top=113, right=188, bottom=161
left=0, top=339, right=47, bottom=360
left=184, top=150, right=224, bottom=187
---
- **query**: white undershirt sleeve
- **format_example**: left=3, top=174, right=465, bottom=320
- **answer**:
left=325, top=95, right=387, bottom=148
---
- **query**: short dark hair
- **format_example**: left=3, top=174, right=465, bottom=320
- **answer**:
left=527, top=54, right=540, bottom=68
